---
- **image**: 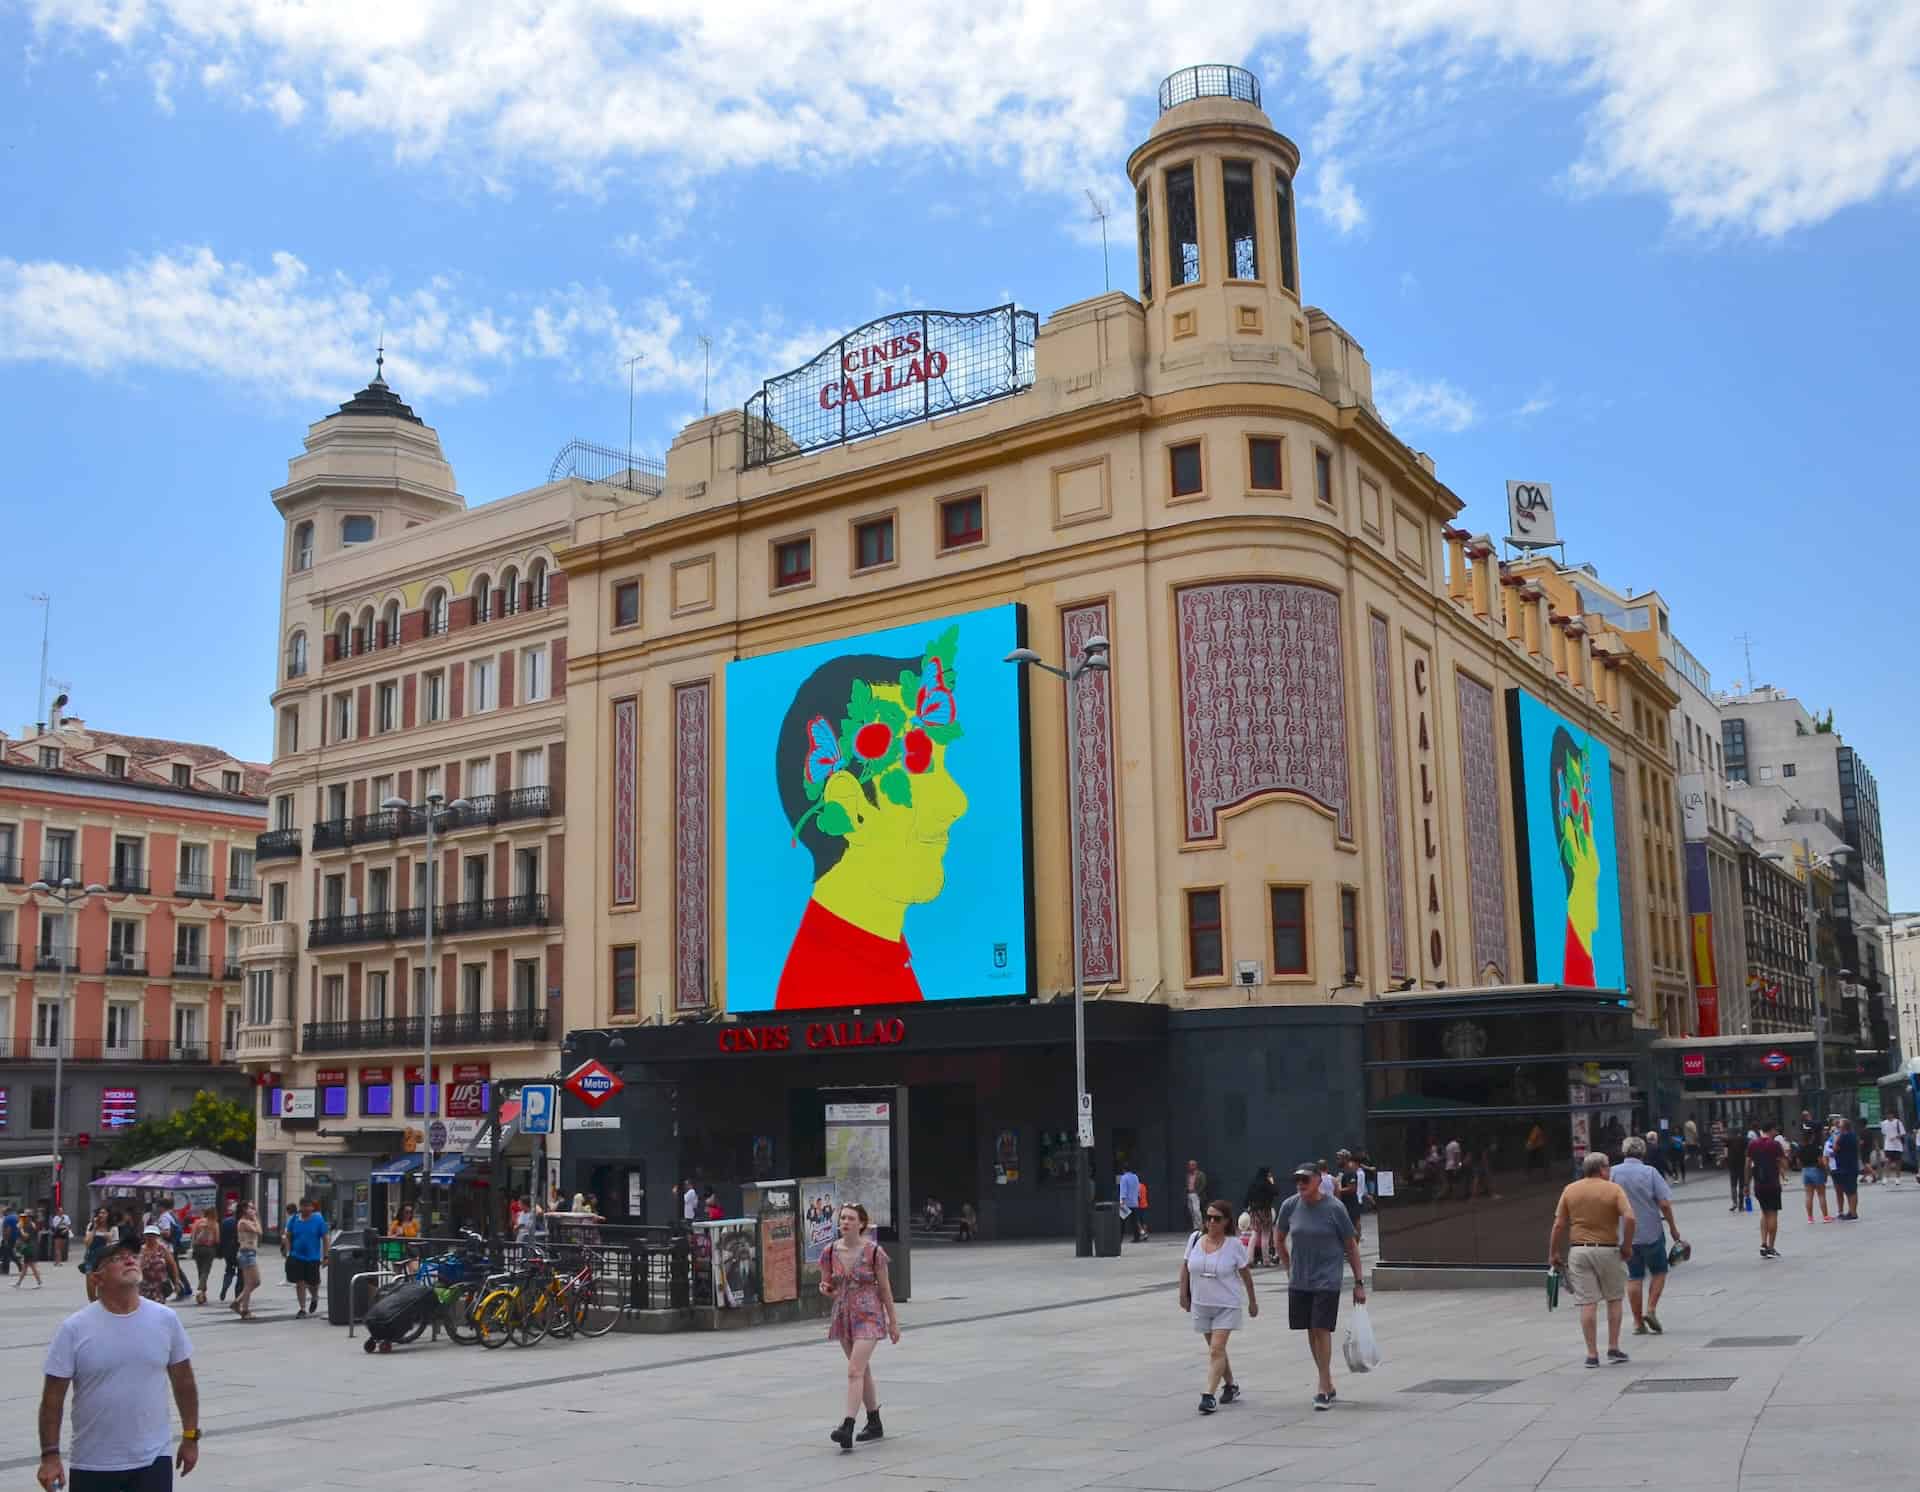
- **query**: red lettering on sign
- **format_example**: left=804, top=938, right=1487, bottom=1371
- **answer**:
left=718, top=1018, right=907, bottom=1053
left=819, top=347, right=949, bottom=410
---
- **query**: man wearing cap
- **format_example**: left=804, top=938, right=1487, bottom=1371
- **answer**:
left=1276, top=1162, right=1366, bottom=1411
left=38, top=1243, right=201, bottom=1490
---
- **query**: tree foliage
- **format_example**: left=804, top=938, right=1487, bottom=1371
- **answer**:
left=102, top=1089, right=256, bottom=1170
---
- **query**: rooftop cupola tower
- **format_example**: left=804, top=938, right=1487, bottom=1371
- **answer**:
left=1126, top=66, right=1321, bottom=399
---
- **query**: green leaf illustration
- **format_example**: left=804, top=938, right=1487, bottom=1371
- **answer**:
left=849, top=678, right=874, bottom=719
left=898, top=668, right=920, bottom=702
left=923, top=721, right=963, bottom=745
left=817, top=801, right=854, bottom=836
left=874, top=696, right=908, bottom=729
left=878, top=767, right=913, bottom=806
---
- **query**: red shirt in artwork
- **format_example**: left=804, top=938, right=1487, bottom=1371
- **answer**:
left=776, top=901, right=924, bottom=1009
left=1563, top=920, right=1596, bottom=987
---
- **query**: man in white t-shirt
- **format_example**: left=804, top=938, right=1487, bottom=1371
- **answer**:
left=38, top=1243, right=200, bottom=1490
left=1881, top=1115, right=1908, bottom=1184
left=682, top=1179, right=700, bottom=1223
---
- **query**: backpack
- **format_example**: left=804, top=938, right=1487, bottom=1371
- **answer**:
left=1136, top=1182, right=1150, bottom=1208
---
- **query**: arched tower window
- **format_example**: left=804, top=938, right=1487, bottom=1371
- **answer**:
left=379, top=600, right=401, bottom=648
left=286, top=631, right=308, bottom=679
left=471, top=573, right=492, bottom=623
left=500, top=566, right=521, bottom=616
left=355, top=606, right=375, bottom=655
left=292, top=521, right=314, bottom=573
left=1136, top=183, right=1153, bottom=302
left=1223, top=160, right=1258, bottom=280
left=529, top=558, right=550, bottom=609
left=1165, top=164, right=1200, bottom=285
left=425, top=588, right=449, bottom=636
left=333, top=614, right=350, bottom=659
left=1274, top=169, right=1298, bottom=295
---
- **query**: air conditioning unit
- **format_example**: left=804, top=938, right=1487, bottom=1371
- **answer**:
left=1235, top=961, right=1263, bottom=988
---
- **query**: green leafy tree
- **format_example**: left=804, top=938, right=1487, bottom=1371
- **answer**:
left=102, top=1089, right=256, bottom=1170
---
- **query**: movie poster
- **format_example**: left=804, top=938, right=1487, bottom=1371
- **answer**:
left=825, top=1102, right=893, bottom=1230
left=723, top=603, right=1031, bottom=1012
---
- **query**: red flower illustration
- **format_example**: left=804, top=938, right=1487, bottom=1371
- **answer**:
left=902, top=728, right=933, bottom=775
left=853, top=721, right=894, bottom=761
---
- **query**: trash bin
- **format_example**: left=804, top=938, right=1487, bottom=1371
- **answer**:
left=326, top=1242, right=366, bottom=1327
left=1091, top=1201, right=1122, bottom=1257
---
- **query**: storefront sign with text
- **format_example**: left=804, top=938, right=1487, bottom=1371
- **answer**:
left=718, top=1017, right=908, bottom=1055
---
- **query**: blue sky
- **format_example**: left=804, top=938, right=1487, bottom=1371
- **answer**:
left=3, top=3, right=1917, bottom=905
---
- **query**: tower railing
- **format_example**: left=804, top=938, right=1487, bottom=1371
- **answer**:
left=1158, top=65, right=1260, bottom=114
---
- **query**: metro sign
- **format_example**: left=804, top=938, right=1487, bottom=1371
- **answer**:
left=1761, top=1050, right=1792, bottom=1072
left=565, top=1059, right=625, bottom=1110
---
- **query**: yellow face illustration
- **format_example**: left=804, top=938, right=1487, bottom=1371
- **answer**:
left=1556, top=746, right=1602, bottom=949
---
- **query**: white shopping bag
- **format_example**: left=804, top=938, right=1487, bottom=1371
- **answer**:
left=1341, top=1304, right=1382, bottom=1373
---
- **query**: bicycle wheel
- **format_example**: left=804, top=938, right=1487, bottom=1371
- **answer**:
left=511, top=1286, right=552, bottom=1347
left=474, top=1288, right=517, bottom=1350
left=575, top=1270, right=620, bottom=1338
left=445, top=1281, right=484, bottom=1345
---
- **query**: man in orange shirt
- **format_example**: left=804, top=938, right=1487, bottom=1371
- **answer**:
left=1547, top=1152, right=1636, bottom=1368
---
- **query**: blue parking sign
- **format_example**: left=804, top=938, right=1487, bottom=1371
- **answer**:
left=521, top=1083, right=557, bottom=1136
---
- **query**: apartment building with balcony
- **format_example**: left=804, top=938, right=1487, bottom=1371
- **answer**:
left=240, top=363, right=578, bottom=1229
left=0, top=720, right=264, bottom=1201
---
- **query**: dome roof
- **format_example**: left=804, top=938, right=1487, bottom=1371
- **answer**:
left=327, top=352, right=424, bottom=425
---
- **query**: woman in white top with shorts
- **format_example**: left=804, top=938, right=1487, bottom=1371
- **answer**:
left=1180, top=1199, right=1258, bottom=1414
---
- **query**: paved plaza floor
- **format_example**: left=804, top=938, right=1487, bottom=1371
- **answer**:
left=4, top=1176, right=1915, bottom=1490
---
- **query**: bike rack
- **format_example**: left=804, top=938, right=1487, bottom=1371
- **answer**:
left=345, top=1265, right=405, bottom=1338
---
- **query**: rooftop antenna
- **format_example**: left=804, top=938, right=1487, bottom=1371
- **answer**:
left=1734, top=631, right=1756, bottom=691
left=698, top=334, right=712, bottom=417
left=625, top=352, right=645, bottom=490
left=28, top=593, right=49, bottom=729
left=1085, top=188, right=1111, bottom=292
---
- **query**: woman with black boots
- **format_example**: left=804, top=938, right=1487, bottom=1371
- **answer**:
left=820, top=1202, right=900, bottom=1449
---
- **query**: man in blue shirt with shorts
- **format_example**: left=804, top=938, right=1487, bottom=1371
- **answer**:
left=284, top=1198, right=330, bottom=1318
left=1611, top=1137, right=1685, bottom=1334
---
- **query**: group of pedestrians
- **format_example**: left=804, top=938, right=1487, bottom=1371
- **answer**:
left=1740, top=1111, right=1878, bottom=1254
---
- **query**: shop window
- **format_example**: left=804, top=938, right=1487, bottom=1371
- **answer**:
left=1169, top=441, right=1204, bottom=499
left=612, top=946, right=637, bottom=1016
left=1248, top=436, right=1284, bottom=492
left=1186, top=888, right=1224, bottom=980
left=854, top=515, right=895, bottom=572
left=322, top=1082, right=348, bottom=1117
left=1223, top=160, right=1258, bottom=279
left=1274, top=169, right=1298, bottom=294
left=774, top=536, right=813, bottom=590
left=362, top=1078, right=393, bottom=1117
left=1165, top=164, right=1200, bottom=285
left=938, top=494, right=984, bottom=551
left=1135, top=182, right=1153, bottom=301
left=1271, top=886, right=1308, bottom=975
left=613, top=579, right=641, bottom=628
left=1340, top=887, right=1361, bottom=982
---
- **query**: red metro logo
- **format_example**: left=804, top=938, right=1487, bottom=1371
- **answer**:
left=819, top=332, right=949, bottom=411
left=565, top=1058, right=626, bottom=1109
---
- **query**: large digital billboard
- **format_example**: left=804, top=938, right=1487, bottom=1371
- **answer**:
left=724, top=603, right=1032, bottom=1011
left=1505, top=690, right=1626, bottom=990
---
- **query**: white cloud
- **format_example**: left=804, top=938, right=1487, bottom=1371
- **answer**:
left=25, top=2, right=1920, bottom=237
left=0, top=245, right=830, bottom=418
left=1373, top=369, right=1478, bottom=433
left=1511, top=383, right=1555, bottom=420
left=264, top=80, right=304, bottom=125
left=147, top=58, right=175, bottom=115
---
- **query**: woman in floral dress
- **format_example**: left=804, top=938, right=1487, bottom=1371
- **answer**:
left=138, top=1226, right=182, bottom=1303
left=819, top=1202, right=900, bottom=1449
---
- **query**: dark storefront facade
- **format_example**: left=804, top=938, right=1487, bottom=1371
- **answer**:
left=559, top=1001, right=1367, bottom=1241
left=1364, top=987, right=1641, bottom=1270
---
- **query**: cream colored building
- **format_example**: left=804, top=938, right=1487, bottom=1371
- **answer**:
left=239, top=369, right=579, bottom=1229
left=556, top=68, right=1685, bottom=1037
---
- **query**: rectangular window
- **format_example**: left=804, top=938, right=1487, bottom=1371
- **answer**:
left=465, top=757, right=493, bottom=798
left=267, top=882, right=288, bottom=921
left=1136, top=182, right=1153, bottom=301
left=321, top=1083, right=348, bottom=1118
left=106, top=1003, right=139, bottom=1052
left=1248, top=436, right=1283, bottom=491
left=1271, top=886, right=1308, bottom=975
left=274, top=794, right=295, bottom=831
left=222, top=1004, right=241, bottom=1057
left=424, top=672, right=446, bottom=722
left=613, top=580, right=641, bottom=628
left=612, top=945, right=638, bottom=1016
left=363, top=1078, right=393, bottom=1117
left=513, top=959, right=539, bottom=1010
left=172, top=763, right=193, bottom=788
left=1274, top=169, right=1298, bottom=294
left=469, top=659, right=495, bottom=713
left=1340, top=887, right=1360, bottom=982
left=108, top=917, right=140, bottom=970
left=516, top=747, right=547, bottom=790
left=367, top=867, right=390, bottom=914
left=376, top=682, right=397, bottom=732
left=366, top=971, right=389, bottom=1021
left=461, top=964, right=484, bottom=1016
left=325, top=783, right=347, bottom=821
left=173, top=1005, right=203, bottom=1056
left=939, top=494, right=984, bottom=550
left=230, top=846, right=255, bottom=891
left=341, top=515, right=375, bottom=545
left=279, top=707, right=299, bottom=756
left=1186, top=889, right=1224, bottom=979
left=42, top=829, right=76, bottom=882
left=1222, top=160, right=1258, bottom=279
left=854, top=516, right=895, bottom=571
left=105, top=754, right=127, bottom=778
left=521, top=647, right=549, bottom=702
left=38, top=747, right=60, bottom=769
left=419, top=765, right=442, bottom=804
left=331, top=693, right=351, bottom=741
left=774, top=536, right=813, bottom=589
left=222, top=770, right=241, bottom=793
left=1782, top=763, right=1796, bottom=778
left=462, top=853, right=487, bottom=904
left=514, top=847, right=541, bottom=899
left=1165, top=163, right=1200, bottom=285
left=1169, top=441, right=1204, bottom=498
left=1314, top=448, right=1334, bottom=505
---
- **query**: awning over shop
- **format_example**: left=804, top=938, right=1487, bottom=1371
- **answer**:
left=0, top=1154, right=57, bottom=1172
left=429, top=1155, right=470, bottom=1185
left=370, top=1155, right=424, bottom=1184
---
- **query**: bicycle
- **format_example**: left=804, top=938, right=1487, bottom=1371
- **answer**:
left=473, top=1249, right=551, bottom=1349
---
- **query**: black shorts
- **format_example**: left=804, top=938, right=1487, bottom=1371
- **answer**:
left=287, top=1256, right=321, bottom=1287
left=1754, top=1186, right=1782, bottom=1215
left=1832, top=1172, right=1858, bottom=1198
left=1288, top=1289, right=1340, bottom=1332
left=71, top=1456, right=172, bottom=1491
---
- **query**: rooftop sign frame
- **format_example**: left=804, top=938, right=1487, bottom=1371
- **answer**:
left=743, top=304, right=1038, bottom=468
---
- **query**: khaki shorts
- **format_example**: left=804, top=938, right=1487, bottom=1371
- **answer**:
left=1566, top=1244, right=1627, bottom=1304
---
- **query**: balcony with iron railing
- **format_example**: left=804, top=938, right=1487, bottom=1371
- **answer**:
left=34, top=942, right=78, bottom=972
left=256, top=827, right=303, bottom=861
left=108, top=864, right=150, bottom=895
left=309, top=788, right=555, bottom=854
left=0, top=1036, right=217, bottom=1064
left=104, top=948, right=147, bottom=977
left=172, top=953, right=213, bottom=979
left=301, top=1004, right=551, bottom=1054
left=37, top=862, right=86, bottom=887
left=226, top=878, right=262, bottom=903
left=175, top=871, right=215, bottom=899
left=0, top=853, right=21, bottom=884
left=307, top=893, right=550, bottom=949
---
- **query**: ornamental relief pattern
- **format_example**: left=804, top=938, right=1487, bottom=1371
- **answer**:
left=1455, top=673, right=1511, bottom=981
left=1062, top=601, right=1122, bottom=985
left=612, top=697, right=637, bottom=906
left=1370, top=615, right=1408, bottom=978
left=673, top=681, right=711, bottom=1012
left=1176, top=581, right=1351, bottom=842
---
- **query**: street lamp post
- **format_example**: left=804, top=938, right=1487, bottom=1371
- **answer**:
left=28, top=877, right=107, bottom=1211
left=383, top=792, right=468, bottom=1213
left=1005, top=633, right=1110, bottom=1259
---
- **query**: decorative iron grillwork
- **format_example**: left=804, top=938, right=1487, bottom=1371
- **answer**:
left=743, top=305, right=1038, bottom=468
left=548, top=438, right=666, bottom=492
left=1223, top=160, right=1258, bottom=280
left=1158, top=64, right=1261, bottom=114
left=1165, top=165, right=1200, bottom=286
left=1135, top=183, right=1153, bottom=301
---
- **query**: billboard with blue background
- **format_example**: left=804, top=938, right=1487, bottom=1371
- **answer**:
left=1505, top=689, right=1626, bottom=990
left=724, top=603, right=1032, bottom=1012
